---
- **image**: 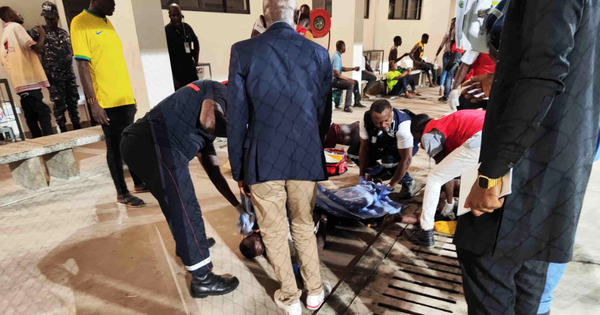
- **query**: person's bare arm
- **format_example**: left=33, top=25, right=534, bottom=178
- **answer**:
left=443, top=181, right=455, bottom=203
left=76, top=60, right=109, bottom=125
left=358, top=138, right=370, bottom=177
left=341, top=66, right=359, bottom=72
left=408, top=43, right=420, bottom=61
left=388, top=148, right=412, bottom=188
left=31, top=25, right=46, bottom=55
left=451, top=63, right=471, bottom=90
left=198, top=151, right=241, bottom=208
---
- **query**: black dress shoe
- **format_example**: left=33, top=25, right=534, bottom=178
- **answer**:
left=354, top=102, right=366, bottom=108
left=207, top=237, right=216, bottom=248
left=190, top=272, right=240, bottom=298
left=405, top=228, right=435, bottom=248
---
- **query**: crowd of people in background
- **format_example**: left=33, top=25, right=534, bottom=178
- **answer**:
left=1, top=1, right=599, bottom=315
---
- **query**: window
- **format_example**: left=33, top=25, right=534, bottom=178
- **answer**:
left=364, top=0, right=370, bottom=19
left=312, top=0, right=333, bottom=17
left=388, top=0, right=422, bottom=20
left=161, top=0, right=250, bottom=14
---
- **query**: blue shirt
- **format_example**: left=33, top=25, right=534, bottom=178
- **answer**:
left=331, top=51, right=342, bottom=77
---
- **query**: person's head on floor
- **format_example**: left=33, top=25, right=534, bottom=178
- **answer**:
left=168, top=3, right=183, bottom=28
left=370, top=100, right=394, bottom=131
left=336, top=40, right=346, bottom=54
left=410, top=114, right=433, bottom=142
left=0, top=7, right=24, bottom=24
left=300, top=4, right=310, bottom=15
left=393, top=35, right=402, bottom=47
left=200, top=81, right=229, bottom=137
left=90, top=0, right=116, bottom=17
left=298, top=12, right=310, bottom=30
left=41, top=1, right=59, bottom=29
left=421, top=33, right=429, bottom=44
left=263, top=0, right=296, bottom=28
left=239, top=232, right=265, bottom=259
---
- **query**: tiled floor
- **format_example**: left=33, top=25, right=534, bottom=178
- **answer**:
left=1, top=88, right=599, bottom=315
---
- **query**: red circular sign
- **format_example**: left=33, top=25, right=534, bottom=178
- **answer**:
left=310, top=8, right=331, bottom=39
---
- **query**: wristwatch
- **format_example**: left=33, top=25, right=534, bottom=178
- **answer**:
left=478, top=175, right=502, bottom=189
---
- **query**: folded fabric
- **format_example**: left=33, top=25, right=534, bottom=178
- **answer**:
left=315, top=182, right=403, bottom=220
left=237, top=195, right=256, bottom=235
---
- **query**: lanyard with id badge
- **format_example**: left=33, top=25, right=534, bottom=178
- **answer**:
left=175, top=25, right=192, bottom=54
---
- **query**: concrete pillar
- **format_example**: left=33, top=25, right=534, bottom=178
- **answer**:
left=352, top=0, right=365, bottom=83
left=129, top=0, right=175, bottom=109
left=44, top=149, right=79, bottom=181
left=9, top=158, right=47, bottom=191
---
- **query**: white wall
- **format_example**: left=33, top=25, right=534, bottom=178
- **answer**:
left=365, top=0, right=455, bottom=71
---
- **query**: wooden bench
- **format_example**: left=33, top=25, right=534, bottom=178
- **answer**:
left=0, top=126, right=105, bottom=190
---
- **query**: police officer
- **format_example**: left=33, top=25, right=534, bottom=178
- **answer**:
left=347, top=100, right=418, bottom=198
left=29, top=2, right=81, bottom=133
left=121, top=80, right=239, bottom=298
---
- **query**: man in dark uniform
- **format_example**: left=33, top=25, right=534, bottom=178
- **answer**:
left=457, top=1, right=600, bottom=314
left=347, top=100, right=417, bottom=199
left=121, top=80, right=239, bottom=298
left=165, top=3, right=199, bottom=90
left=29, top=1, right=81, bottom=132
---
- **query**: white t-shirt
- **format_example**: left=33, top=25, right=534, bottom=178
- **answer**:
left=1, top=22, right=49, bottom=93
left=359, top=117, right=414, bottom=150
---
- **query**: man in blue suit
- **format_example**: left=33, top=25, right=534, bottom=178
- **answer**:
left=227, top=1, right=332, bottom=314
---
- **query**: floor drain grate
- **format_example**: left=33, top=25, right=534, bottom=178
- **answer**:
left=356, top=231, right=468, bottom=315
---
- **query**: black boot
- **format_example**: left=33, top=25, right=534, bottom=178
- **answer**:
left=59, top=125, right=68, bottom=133
left=72, top=122, right=82, bottom=130
left=405, top=228, right=435, bottom=248
left=190, top=272, right=240, bottom=298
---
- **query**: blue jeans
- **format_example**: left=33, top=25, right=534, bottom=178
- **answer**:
left=440, top=52, right=451, bottom=90
left=538, top=263, right=568, bottom=314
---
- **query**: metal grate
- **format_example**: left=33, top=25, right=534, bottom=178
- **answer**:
left=356, top=231, right=468, bottom=315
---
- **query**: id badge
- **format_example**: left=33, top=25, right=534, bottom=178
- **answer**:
left=371, top=136, right=377, bottom=144
left=184, top=42, right=191, bottom=54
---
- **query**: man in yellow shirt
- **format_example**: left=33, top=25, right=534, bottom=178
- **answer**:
left=409, top=33, right=438, bottom=87
left=70, top=0, right=146, bottom=207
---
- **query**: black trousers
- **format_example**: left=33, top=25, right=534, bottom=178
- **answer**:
left=18, top=89, right=53, bottom=138
left=101, top=105, right=143, bottom=195
left=332, top=78, right=361, bottom=107
left=361, top=71, right=377, bottom=95
left=121, top=130, right=213, bottom=276
left=457, top=248, right=549, bottom=315
left=416, top=61, right=438, bottom=85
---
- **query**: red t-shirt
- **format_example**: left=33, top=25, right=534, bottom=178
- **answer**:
left=422, top=110, right=485, bottom=153
left=465, top=53, right=496, bottom=81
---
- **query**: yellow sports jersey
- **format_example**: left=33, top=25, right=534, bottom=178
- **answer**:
left=70, top=9, right=134, bottom=109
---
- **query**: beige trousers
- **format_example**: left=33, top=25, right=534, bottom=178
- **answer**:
left=250, top=180, right=323, bottom=305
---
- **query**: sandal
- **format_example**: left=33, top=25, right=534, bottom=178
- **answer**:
left=117, top=196, right=148, bottom=208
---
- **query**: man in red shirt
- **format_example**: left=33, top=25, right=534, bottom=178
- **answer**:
left=406, top=110, right=485, bottom=247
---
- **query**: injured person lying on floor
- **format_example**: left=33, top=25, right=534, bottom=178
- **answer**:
left=405, top=110, right=485, bottom=247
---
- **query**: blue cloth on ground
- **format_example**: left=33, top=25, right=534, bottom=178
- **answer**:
left=315, top=182, right=403, bottom=220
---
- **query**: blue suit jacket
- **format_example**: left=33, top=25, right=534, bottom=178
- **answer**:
left=227, top=22, right=332, bottom=185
